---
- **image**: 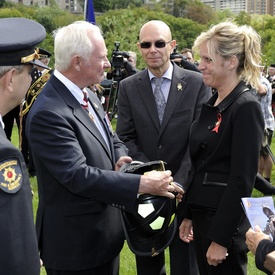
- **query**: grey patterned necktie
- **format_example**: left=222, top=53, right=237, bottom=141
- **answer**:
left=153, top=77, right=166, bottom=123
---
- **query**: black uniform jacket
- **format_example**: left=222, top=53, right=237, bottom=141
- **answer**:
left=256, top=239, right=275, bottom=274
left=0, top=127, right=40, bottom=275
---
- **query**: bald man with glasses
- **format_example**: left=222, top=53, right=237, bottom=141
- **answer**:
left=117, top=20, right=212, bottom=275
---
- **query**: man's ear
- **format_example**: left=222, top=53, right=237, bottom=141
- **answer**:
left=170, top=40, right=177, bottom=53
left=137, top=42, right=142, bottom=53
left=4, top=69, right=17, bottom=92
left=72, top=55, right=82, bottom=72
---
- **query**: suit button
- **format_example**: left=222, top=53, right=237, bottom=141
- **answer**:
left=201, top=142, right=207, bottom=149
left=158, top=145, right=163, bottom=150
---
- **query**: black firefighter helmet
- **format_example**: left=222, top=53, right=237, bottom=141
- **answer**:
left=120, top=160, right=177, bottom=257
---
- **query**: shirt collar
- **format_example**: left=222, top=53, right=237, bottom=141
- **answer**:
left=148, top=62, right=173, bottom=81
left=53, top=70, right=84, bottom=104
left=208, top=81, right=248, bottom=113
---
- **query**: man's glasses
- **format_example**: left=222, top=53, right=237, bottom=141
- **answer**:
left=139, top=41, right=171, bottom=49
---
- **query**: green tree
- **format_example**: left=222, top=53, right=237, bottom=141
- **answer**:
left=94, top=0, right=112, bottom=12
left=0, top=7, right=23, bottom=17
left=110, top=0, right=143, bottom=9
left=215, top=9, right=235, bottom=23
left=0, top=0, right=5, bottom=8
left=162, top=0, right=188, bottom=17
left=97, top=8, right=147, bottom=68
left=234, top=11, right=251, bottom=26
left=185, top=0, right=217, bottom=25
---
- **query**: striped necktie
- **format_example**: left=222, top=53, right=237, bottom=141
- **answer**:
left=152, top=77, right=166, bottom=123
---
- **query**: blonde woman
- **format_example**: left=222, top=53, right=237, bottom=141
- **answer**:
left=179, top=21, right=264, bottom=275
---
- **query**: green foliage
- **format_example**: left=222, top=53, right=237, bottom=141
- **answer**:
left=235, top=11, right=252, bottom=25
left=0, top=7, right=24, bottom=18
left=185, top=0, right=217, bottom=25
left=170, top=0, right=189, bottom=17
left=97, top=8, right=148, bottom=69
left=33, top=6, right=67, bottom=32
left=3, top=1, right=275, bottom=66
left=94, top=0, right=112, bottom=12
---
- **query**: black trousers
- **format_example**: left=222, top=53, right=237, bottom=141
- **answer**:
left=45, top=255, right=119, bottom=275
left=191, top=206, right=248, bottom=275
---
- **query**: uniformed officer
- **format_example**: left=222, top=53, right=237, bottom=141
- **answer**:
left=21, top=47, right=52, bottom=177
left=0, top=17, right=47, bottom=275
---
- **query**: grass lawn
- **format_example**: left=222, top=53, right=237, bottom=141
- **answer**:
left=11, top=125, right=272, bottom=274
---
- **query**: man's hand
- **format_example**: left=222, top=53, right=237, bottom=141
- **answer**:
left=246, top=225, right=271, bottom=255
left=179, top=218, right=193, bottom=243
left=139, top=170, right=184, bottom=199
left=115, top=156, right=132, bottom=171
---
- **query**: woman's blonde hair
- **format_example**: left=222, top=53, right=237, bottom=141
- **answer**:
left=193, top=21, right=262, bottom=90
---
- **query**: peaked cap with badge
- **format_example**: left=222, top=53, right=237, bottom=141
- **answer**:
left=0, top=17, right=48, bottom=69
left=37, top=47, right=52, bottom=59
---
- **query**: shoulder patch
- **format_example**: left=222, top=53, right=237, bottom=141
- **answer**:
left=0, top=158, right=23, bottom=194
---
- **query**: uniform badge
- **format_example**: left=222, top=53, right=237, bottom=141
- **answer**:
left=0, top=158, right=23, bottom=194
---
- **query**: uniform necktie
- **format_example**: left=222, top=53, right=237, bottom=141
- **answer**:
left=153, top=77, right=166, bottom=123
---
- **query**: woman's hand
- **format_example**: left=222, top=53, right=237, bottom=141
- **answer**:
left=179, top=218, right=194, bottom=243
left=206, top=241, right=228, bottom=266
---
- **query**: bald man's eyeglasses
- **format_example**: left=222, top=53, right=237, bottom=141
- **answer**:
left=140, top=41, right=171, bottom=49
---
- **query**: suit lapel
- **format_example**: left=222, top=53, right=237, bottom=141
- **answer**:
left=52, top=76, right=113, bottom=160
left=161, top=66, right=187, bottom=132
left=137, top=66, right=188, bottom=134
left=87, top=92, right=115, bottom=160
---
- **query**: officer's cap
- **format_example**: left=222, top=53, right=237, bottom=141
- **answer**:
left=37, top=48, right=52, bottom=59
left=0, top=18, right=48, bottom=69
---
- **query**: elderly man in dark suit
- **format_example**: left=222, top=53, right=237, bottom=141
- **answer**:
left=25, top=21, right=183, bottom=275
left=116, top=20, right=212, bottom=275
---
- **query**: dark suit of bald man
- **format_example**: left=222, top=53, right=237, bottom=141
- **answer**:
left=117, top=62, right=212, bottom=275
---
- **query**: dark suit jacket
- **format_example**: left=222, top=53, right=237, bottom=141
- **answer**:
left=184, top=81, right=264, bottom=248
left=0, top=127, right=40, bottom=275
left=25, top=74, right=142, bottom=270
left=116, top=64, right=211, bottom=187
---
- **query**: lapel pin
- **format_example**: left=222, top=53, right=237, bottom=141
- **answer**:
left=177, top=83, right=182, bottom=92
left=93, top=102, right=99, bottom=110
